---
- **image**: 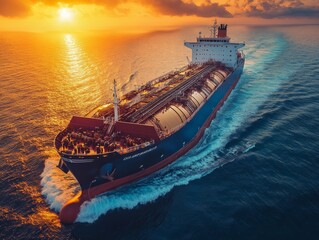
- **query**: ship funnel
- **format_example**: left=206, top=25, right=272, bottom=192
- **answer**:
left=113, top=79, right=119, bottom=122
left=217, top=24, right=227, bottom=38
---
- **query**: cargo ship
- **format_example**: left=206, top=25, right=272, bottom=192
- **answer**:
left=55, top=20, right=245, bottom=224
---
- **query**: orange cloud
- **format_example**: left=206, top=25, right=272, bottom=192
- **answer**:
left=0, top=0, right=232, bottom=18
left=0, top=0, right=31, bottom=17
left=140, top=0, right=232, bottom=17
left=0, top=0, right=318, bottom=19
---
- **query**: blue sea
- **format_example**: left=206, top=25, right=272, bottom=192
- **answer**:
left=0, top=24, right=319, bottom=239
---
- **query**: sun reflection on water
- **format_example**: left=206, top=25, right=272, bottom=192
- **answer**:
left=64, top=34, right=84, bottom=77
left=61, top=33, right=102, bottom=110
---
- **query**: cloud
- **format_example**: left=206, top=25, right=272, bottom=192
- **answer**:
left=0, top=0, right=232, bottom=18
left=230, top=0, right=319, bottom=18
left=142, top=0, right=232, bottom=18
left=0, top=0, right=31, bottom=17
left=0, top=0, right=318, bottom=19
left=245, top=6, right=319, bottom=18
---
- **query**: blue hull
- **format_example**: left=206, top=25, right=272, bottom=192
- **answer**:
left=60, top=60, right=244, bottom=191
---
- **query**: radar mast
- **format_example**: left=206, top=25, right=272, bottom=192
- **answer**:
left=113, top=79, right=119, bottom=122
left=209, top=19, right=218, bottom=38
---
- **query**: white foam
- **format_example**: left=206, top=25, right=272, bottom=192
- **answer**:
left=40, top=151, right=79, bottom=212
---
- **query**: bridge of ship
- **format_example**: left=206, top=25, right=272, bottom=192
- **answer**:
left=55, top=62, right=231, bottom=156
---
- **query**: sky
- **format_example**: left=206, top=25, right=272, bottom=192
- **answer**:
left=0, top=0, right=318, bottom=32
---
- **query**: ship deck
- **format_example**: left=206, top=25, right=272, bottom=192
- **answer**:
left=55, top=61, right=233, bottom=156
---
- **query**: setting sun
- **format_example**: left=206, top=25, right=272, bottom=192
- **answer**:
left=58, top=7, right=74, bottom=22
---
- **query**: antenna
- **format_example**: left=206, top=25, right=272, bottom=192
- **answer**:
left=113, top=79, right=119, bottom=122
left=186, top=56, right=191, bottom=65
left=209, top=19, right=218, bottom=38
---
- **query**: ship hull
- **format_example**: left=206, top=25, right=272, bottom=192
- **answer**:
left=59, top=59, right=244, bottom=223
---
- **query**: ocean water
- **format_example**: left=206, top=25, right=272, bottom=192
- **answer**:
left=0, top=24, right=319, bottom=239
